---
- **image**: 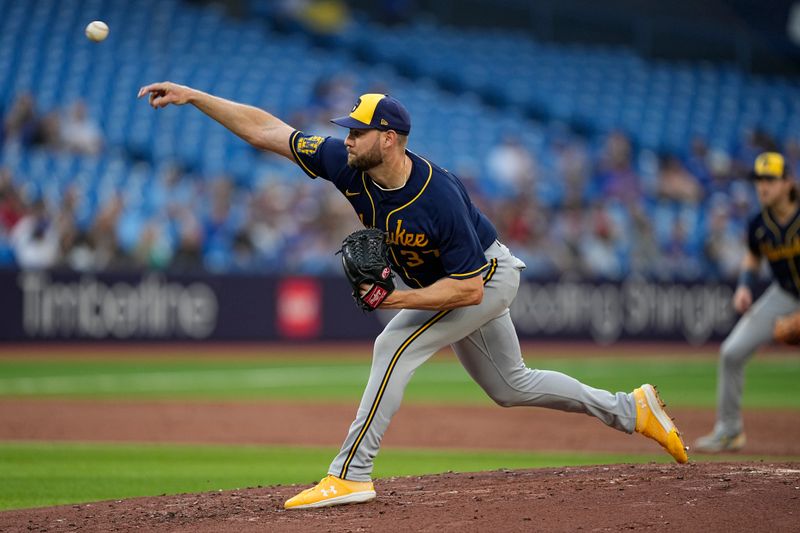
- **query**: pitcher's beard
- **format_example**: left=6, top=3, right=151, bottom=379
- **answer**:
left=348, top=147, right=383, bottom=171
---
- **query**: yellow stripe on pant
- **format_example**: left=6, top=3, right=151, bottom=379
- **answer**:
left=339, top=259, right=498, bottom=479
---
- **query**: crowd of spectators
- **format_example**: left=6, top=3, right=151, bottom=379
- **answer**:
left=3, top=93, right=104, bottom=156
left=471, top=126, right=790, bottom=283
left=0, top=86, right=793, bottom=283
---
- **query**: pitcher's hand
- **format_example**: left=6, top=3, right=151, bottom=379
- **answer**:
left=137, top=82, right=194, bottom=108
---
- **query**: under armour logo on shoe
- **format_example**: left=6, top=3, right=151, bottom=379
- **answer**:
left=321, top=486, right=338, bottom=497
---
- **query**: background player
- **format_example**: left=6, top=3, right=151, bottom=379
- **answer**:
left=695, top=152, right=800, bottom=453
left=138, top=82, right=689, bottom=509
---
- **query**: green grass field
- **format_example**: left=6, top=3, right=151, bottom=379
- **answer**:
left=1, top=351, right=798, bottom=407
left=1, top=347, right=798, bottom=511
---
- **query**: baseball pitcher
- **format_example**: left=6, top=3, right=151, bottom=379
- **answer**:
left=138, top=83, right=689, bottom=509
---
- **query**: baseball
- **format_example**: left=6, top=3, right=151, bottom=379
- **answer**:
left=85, top=20, right=109, bottom=42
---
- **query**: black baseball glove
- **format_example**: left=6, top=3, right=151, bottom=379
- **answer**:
left=338, top=228, right=395, bottom=312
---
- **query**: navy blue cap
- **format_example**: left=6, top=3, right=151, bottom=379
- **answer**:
left=331, top=93, right=411, bottom=135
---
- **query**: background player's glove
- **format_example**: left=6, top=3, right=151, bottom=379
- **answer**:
left=774, top=311, right=800, bottom=345
left=338, top=228, right=395, bottom=312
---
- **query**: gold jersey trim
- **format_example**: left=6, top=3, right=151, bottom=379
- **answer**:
left=762, top=208, right=783, bottom=241
left=384, top=157, right=433, bottom=230
left=450, top=262, right=490, bottom=278
left=361, top=172, right=376, bottom=228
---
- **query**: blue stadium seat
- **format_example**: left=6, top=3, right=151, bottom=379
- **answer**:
left=1, top=0, right=796, bottom=276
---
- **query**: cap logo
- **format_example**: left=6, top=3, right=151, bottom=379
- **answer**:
left=754, top=152, right=785, bottom=178
left=349, top=93, right=385, bottom=127
left=380, top=119, right=389, bottom=126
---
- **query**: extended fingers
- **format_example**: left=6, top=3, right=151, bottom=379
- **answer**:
left=138, top=83, right=173, bottom=108
left=137, top=83, right=164, bottom=98
left=138, top=89, right=169, bottom=108
left=138, top=82, right=190, bottom=108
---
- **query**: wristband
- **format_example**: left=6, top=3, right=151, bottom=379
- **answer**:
left=737, top=270, right=756, bottom=292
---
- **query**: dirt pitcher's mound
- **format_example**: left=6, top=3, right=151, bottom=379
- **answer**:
left=2, top=462, right=798, bottom=533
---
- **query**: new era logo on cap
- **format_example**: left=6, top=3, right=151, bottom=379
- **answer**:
left=331, top=94, right=411, bottom=135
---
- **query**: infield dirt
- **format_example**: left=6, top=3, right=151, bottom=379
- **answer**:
left=1, top=462, right=798, bottom=532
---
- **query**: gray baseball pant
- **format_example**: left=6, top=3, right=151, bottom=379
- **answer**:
left=328, top=241, right=638, bottom=481
left=714, top=283, right=800, bottom=436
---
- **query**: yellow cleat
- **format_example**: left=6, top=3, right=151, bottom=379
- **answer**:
left=284, top=475, right=376, bottom=510
left=633, top=384, right=689, bottom=464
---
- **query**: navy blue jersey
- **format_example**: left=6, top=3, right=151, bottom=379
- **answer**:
left=289, top=131, right=498, bottom=288
left=747, top=206, right=800, bottom=297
